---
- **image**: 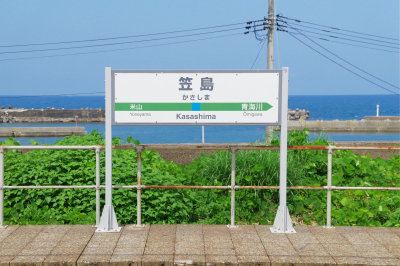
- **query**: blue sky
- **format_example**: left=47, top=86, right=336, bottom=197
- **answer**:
left=0, top=0, right=398, bottom=96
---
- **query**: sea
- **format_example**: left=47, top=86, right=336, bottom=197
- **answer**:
left=0, top=94, right=399, bottom=144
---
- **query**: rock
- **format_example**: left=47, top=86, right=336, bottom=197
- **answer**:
left=7, top=105, right=13, bottom=109
left=287, top=108, right=311, bottom=120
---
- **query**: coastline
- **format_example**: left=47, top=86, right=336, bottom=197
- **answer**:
left=1, top=109, right=399, bottom=133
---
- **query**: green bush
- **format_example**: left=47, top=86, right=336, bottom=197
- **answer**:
left=2, top=129, right=399, bottom=227
left=3, top=131, right=193, bottom=225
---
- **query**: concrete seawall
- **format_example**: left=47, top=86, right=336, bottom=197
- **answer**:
left=283, top=117, right=399, bottom=132
left=154, top=141, right=400, bottom=165
left=0, top=127, right=87, bottom=137
left=1, top=109, right=105, bottom=123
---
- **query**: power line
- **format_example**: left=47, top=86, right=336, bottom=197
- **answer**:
left=283, top=32, right=399, bottom=54
left=286, top=32, right=399, bottom=95
left=0, top=26, right=249, bottom=55
left=281, top=27, right=399, bottom=50
left=250, top=39, right=267, bottom=69
left=0, top=33, right=242, bottom=62
left=277, top=21, right=399, bottom=46
left=277, top=15, right=400, bottom=41
left=285, top=22, right=399, bottom=89
left=0, top=22, right=249, bottom=48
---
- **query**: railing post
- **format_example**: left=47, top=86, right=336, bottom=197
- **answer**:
left=228, top=147, right=238, bottom=228
left=0, top=147, right=7, bottom=228
left=135, top=146, right=145, bottom=227
left=324, top=146, right=335, bottom=229
left=95, top=147, right=101, bottom=227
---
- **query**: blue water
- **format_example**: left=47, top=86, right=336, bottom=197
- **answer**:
left=0, top=94, right=399, bottom=144
left=1, top=94, right=398, bottom=120
left=289, top=95, right=399, bottom=121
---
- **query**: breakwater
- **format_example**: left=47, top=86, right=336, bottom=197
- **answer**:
left=281, top=116, right=400, bottom=132
left=1, top=109, right=105, bottom=123
left=0, top=127, right=87, bottom=137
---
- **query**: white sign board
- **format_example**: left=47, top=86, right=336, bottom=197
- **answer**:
left=112, top=70, right=283, bottom=126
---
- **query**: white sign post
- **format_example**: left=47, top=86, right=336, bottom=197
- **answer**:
left=96, top=68, right=121, bottom=232
left=270, top=68, right=295, bottom=234
left=97, top=68, right=295, bottom=233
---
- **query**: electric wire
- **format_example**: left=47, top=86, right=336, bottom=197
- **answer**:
left=283, top=32, right=399, bottom=54
left=281, top=27, right=399, bottom=50
left=278, top=15, right=400, bottom=41
left=0, top=32, right=242, bottom=62
left=277, top=21, right=399, bottom=45
left=285, top=22, right=399, bottom=89
left=0, top=26, right=249, bottom=55
left=0, top=21, right=249, bottom=48
left=250, top=39, right=267, bottom=69
left=286, top=32, right=399, bottom=95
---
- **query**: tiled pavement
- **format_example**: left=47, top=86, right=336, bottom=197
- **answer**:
left=0, top=225, right=400, bottom=266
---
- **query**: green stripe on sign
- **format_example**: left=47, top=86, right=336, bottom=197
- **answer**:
left=115, top=103, right=192, bottom=111
left=115, top=102, right=273, bottom=111
left=200, top=103, right=272, bottom=111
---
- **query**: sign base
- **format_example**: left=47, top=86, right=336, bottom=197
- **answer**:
left=270, top=205, right=296, bottom=234
left=96, top=204, right=121, bottom=233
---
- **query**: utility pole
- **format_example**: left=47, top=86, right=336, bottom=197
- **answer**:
left=266, top=0, right=274, bottom=144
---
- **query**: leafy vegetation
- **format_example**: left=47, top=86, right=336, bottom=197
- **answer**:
left=1, top=129, right=399, bottom=227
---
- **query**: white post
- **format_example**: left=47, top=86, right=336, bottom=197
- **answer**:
left=0, top=147, right=6, bottom=228
left=135, top=146, right=145, bottom=227
left=95, top=148, right=101, bottom=227
left=96, top=67, right=121, bottom=233
left=227, top=147, right=238, bottom=228
left=202, top=126, right=205, bottom=143
left=270, top=67, right=295, bottom=234
left=323, top=147, right=335, bottom=229
left=376, top=104, right=379, bottom=117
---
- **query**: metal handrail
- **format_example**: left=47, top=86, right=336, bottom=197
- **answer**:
left=0, top=144, right=399, bottom=228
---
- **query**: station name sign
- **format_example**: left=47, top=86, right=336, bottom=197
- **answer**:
left=112, top=70, right=282, bottom=126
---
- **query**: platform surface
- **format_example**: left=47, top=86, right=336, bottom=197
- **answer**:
left=1, top=224, right=400, bottom=266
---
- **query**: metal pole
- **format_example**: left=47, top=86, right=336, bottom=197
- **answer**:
left=270, top=67, right=295, bottom=234
left=96, top=67, right=120, bottom=232
left=324, top=147, right=335, bottom=229
left=228, top=147, right=238, bottom=228
left=136, top=146, right=144, bottom=227
left=0, top=148, right=6, bottom=228
left=265, top=0, right=275, bottom=144
left=267, top=0, right=274, bottom=70
left=279, top=70, right=287, bottom=210
left=376, top=104, right=379, bottom=117
left=202, top=126, right=205, bottom=143
left=95, top=148, right=101, bottom=227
